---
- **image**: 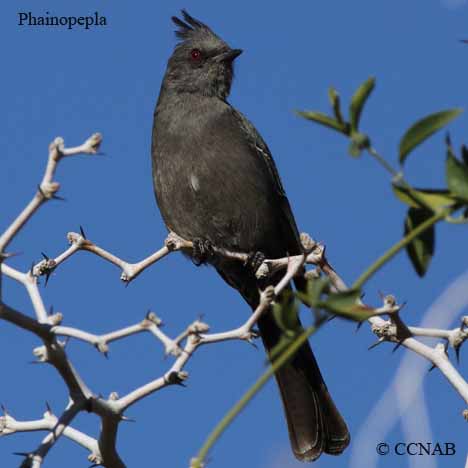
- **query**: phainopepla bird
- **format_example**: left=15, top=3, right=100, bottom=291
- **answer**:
left=151, top=10, right=350, bottom=462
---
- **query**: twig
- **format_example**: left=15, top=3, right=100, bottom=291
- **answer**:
left=0, top=134, right=102, bottom=254
left=322, top=259, right=468, bottom=403
left=3, top=132, right=467, bottom=468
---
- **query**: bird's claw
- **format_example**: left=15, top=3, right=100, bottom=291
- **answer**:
left=247, top=251, right=266, bottom=275
left=192, top=238, right=214, bottom=266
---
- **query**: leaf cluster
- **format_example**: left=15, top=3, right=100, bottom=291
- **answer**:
left=298, top=79, right=466, bottom=277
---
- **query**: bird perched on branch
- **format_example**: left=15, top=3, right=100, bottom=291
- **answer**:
left=151, top=10, right=349, bottom=461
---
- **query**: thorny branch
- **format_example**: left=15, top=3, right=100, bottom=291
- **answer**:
left=1, top=134, right=468, bottom=467
left=320, top=261, right=468, bottom=404
left=0, top=133, right=308, bottom=467
left=0, top=134, right=102, bottom=256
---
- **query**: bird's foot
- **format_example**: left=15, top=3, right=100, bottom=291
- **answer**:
left=192, top=238, right=214, bottom=266
left=246, top=251, right=266, bottom=275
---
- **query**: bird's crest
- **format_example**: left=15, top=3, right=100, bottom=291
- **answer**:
left=171, top=10, right=215, bottom=41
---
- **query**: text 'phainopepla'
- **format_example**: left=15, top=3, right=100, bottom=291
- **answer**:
left=151, top=10, right=350, bottom=462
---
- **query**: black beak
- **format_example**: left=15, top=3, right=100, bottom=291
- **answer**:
left=216, top=48, right=243, bottom=63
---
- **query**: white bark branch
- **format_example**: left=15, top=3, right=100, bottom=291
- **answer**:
left=0, top=406, right=101, bottom=462
left=2, top=133, right=467, bottom=467
left=52, top=311, right=182, bottom=357
left=0, top=134, right=102, bottom=254
left=319, top=257, right=468, bottom=404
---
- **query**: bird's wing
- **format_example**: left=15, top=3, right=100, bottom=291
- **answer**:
left=229, top=106, right=304, bottom=256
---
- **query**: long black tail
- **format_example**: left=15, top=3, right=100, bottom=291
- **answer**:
left=216, top=262, right=350, bottom=461
left=258, top=312, right=350, bottom=461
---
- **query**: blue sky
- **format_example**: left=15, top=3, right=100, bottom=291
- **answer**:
left=1, top=1, right=468, bottom=467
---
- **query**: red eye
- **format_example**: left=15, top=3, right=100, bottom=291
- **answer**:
left=191, top=48, right=202, bottom=61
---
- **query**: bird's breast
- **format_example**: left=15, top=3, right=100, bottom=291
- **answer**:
left=151, top=98, right=281, bottom=254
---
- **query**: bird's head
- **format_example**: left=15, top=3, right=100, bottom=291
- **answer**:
left=162, top=10, right=242, bottom=100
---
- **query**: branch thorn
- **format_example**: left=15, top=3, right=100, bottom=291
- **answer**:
left=368, top=338, right=385, bottom=350
left=120, top=415, right=136, bottom=423
left=0, top=251, right=21, bottom=260
left=392, top=340, right=404, bottom=353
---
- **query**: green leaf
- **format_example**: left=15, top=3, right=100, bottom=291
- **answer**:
left=404, top=208, right=435, bottom=277
left=272, top=294, right=301, bottom=335
left=399, top=108, right=463, bottom=165
left=270, top=295, right=302, bottom=361
left=328, top=87, right=345, bottom=125
left=320, top=289, right=372, bottom=322
left=446, top=144, right=468, bottom=201
left=297, top=276, right=330, bottom=307
left=349, top=77, right=375, bottom=132
left=296, top=110, right=347, bottom=133
left=322, top=288, right=361, bottom=310
left=392, top=184, right=457, bottom=209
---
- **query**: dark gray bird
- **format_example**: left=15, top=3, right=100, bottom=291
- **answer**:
left=151, top=10, right=349, bottom=462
